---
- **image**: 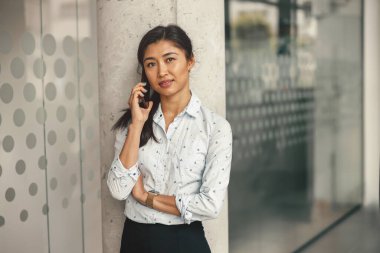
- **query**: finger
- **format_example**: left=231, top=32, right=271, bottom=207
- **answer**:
left=130, top=84, right=143, bottom=95
left=131, top=91, right=145, bottom=106
left=132, top=86, right=147, bottom=93
left=128, top=91, right=133, bottom=107
left=133, top=90, right=145, bottom=99
left=129, top=83, right=147, bottom=106
left=134, top=82, right=146, bottom=90
left=144, top=101, right=153, bottom=112
left=130, top=88, right=142, bottom=101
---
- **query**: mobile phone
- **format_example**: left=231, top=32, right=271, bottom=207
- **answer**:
left=138, top=82, right=151, bottom=108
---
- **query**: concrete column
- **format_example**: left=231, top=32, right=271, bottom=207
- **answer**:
left=364, top=0, right=380, bottom=208
left=176, top=1, right=227, bottom=252
left=97, top=1, right=227, bottom=252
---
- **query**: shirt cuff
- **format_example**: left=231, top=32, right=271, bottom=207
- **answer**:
left=112, top=157, right=140, bottom=181
left=175, top=194, right=194, bottom=224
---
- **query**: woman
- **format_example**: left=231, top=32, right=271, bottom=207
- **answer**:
left=107, top=24, right=233, bottom=253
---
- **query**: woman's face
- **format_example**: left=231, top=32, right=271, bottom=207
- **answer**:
left=143, top=40, right=194, bottom=98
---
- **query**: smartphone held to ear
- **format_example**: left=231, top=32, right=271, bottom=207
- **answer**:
left=138, top=82, right=151, bottom=108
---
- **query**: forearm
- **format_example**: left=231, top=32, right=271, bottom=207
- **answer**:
left=119, top=123, right=143, bottom=169
left=138, top=192, right=181, bottom=217
left=154, top=195, right=181, bottom=216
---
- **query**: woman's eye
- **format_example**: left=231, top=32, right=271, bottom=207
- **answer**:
left=166, top=57, right=175, bottom=63
left=146, top=62, right=155, bottom=68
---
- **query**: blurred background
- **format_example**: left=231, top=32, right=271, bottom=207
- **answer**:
left=0, top=0, right=379, bottom=253
left=225, top=0, right=379, bottom=252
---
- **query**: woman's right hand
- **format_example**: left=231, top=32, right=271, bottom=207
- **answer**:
left=128, top=82, right=154, bottom=127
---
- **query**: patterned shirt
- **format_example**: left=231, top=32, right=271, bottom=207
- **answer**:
left=107, top=90, right=233, bottom=225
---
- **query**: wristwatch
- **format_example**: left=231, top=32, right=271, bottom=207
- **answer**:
left=146, top=190, right=159, bottom=209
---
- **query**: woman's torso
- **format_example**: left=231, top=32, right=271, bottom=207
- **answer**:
left=122, top=91, right=216, bottom=224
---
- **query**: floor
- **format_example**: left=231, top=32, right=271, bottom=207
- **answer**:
left=229, top=200, right=354, bottom=253
left=300, top=207, right=380, bottom=253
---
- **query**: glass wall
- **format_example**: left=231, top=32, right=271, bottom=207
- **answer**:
left=226, top=0, right=363, bottom=252
left=0, top=1, right=102, bottom=252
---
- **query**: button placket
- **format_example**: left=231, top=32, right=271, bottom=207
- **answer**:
left=160, top=141, right=170, bottom=193
left=161, top=113, right=187, bottom=193
left=154, top=148, right=162, bottom=192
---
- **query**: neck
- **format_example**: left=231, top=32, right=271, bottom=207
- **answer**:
left=160, top=89, right=192, bottom=118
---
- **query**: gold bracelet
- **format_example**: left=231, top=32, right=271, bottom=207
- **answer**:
left=146, top=192, right=158, bottom=209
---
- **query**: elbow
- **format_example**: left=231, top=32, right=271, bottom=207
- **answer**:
left=108, top=188, right=128, bottom=201
left=106, top=178, right=129, bottom=201
left=200, top=193, right=224, bottom=219
left=207, top=202, right=222, bottom=219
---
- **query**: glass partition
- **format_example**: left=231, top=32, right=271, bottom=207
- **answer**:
left=0, top=1, right=102, bottom=252
left=226, top=0, right=363, bottom=252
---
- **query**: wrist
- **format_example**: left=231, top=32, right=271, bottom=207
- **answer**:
left=129, top=122, right=144, bottom=131
left=141, top=191, right=148, bottom=205
left=145, top=191, right=159, bottom=209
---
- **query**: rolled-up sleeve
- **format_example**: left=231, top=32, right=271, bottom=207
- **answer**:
left=107, top=128, right=141, bottom=200
left=176, top=118, right=233, bottom=224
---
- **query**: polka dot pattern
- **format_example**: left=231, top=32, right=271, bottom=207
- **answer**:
left=47, top=130, right=57, bottom=145
left=21, top=32, right=35, bottom=55
left=23, top=83, right=36, bottom=102
left=1, top=22, right=101, bottom=253
left=3, top=135, right=15, bottom=152
left=42, top=34, right=56, bottom=55
left=0, top=83, right=13, bottom=104
left=5, top=188, right=16, bottom=202
left=13, top=108, right=25, bottom=127
left=26, top=133, right=37, bottom=149
left=0, top=216, right=5, bottom=227
left=10, top=57, right=25, bottom=79
left=29, top=183, right=38, bottom=196
left=15, top=160, right=26, bottom=175
left=33, top=58, right=46, bottom=78
left=20, top=210, right=28, bottom=222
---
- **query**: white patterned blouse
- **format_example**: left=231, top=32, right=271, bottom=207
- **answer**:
left=107, top=90, right=233, bottom=225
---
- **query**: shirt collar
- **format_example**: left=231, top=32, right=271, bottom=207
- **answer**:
left=153, top=89, right=201, bottom=123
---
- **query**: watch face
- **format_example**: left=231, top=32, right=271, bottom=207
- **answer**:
left=149, top=190, right=160, bottom=194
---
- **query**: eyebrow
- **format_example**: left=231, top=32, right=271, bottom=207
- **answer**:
left=143, top=52, right=178, bottom=62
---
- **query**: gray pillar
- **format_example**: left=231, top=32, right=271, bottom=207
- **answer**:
left=97, top=1, right=227, bottom=252
left=364, top=0, right=380, bottom=208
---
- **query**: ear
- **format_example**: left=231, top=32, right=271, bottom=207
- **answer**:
left=187, top=55, right=195, bottom=71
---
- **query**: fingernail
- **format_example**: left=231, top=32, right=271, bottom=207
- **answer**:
left=141, top=82, right=146, bottom=86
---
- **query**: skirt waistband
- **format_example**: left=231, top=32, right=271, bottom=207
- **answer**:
left=125, top=217, right=203, bottom=229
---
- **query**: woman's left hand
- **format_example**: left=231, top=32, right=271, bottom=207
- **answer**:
left=132, top=175, right=147, bottom=205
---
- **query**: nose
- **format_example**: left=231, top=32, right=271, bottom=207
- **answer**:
left=158, top=61, right=168, bottom=77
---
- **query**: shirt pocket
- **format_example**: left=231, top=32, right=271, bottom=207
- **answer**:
left=177, top=138, right=207, bottom=187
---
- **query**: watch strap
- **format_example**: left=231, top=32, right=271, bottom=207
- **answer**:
left=146, top=191, right=158, bottom=209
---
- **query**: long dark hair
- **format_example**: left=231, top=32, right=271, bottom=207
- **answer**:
left=111, top=24, right=194, bottom=147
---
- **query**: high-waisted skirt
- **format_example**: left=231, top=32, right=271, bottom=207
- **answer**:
left=120, top=217, right=211, bottom=253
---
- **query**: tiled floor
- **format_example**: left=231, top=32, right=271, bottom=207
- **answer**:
left=300, top=207, right=380, bottom=253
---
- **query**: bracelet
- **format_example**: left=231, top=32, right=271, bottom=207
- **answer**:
left=146, top=191, right=158, bottom=209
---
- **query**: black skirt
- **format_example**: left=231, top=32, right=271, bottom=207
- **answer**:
left=120, top=217, right=211, bottom=253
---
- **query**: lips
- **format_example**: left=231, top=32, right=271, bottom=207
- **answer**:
left=159, top=79, right=173, bottom=87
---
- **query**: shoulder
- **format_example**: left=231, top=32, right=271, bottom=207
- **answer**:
left=199, top=105, right=232, bottom=137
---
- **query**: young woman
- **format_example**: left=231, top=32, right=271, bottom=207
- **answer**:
left=107, top=24, right=233, bottom=253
